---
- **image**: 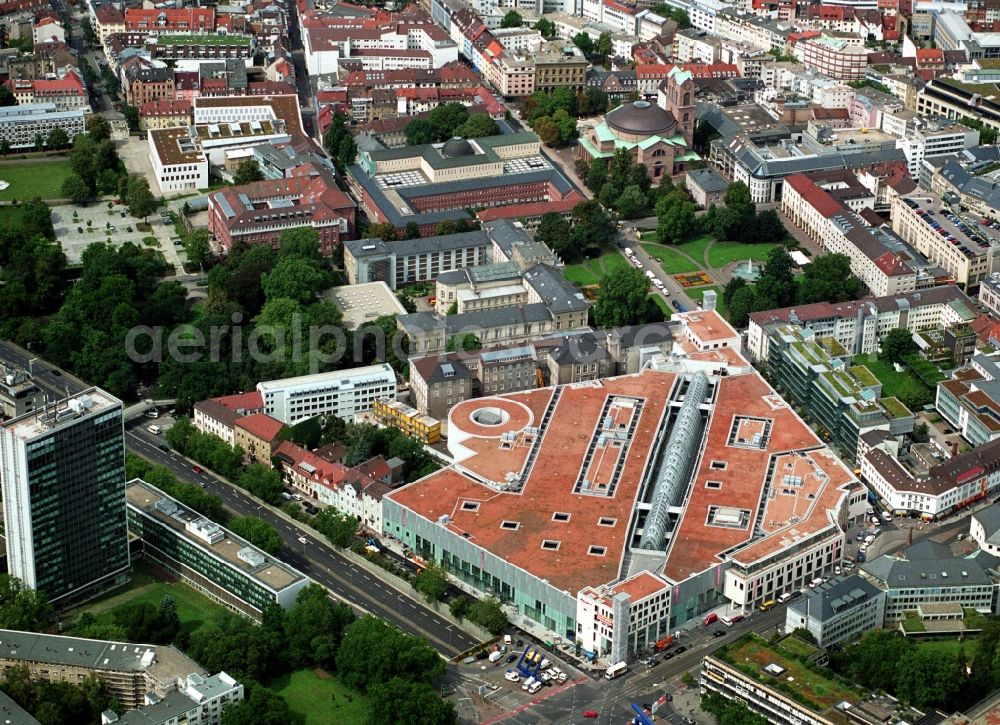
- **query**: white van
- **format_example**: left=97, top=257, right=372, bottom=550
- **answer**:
left=145, top=409, right=160, bottom=419
left=809, top=577, right=824, bottom=588
left=645, top=270, right=656, bottom=279
left=778, top=592, right=792, bottom=603
left=624, top=247, right=633, bottom=256
left=147, top=425, right=161, bottom=435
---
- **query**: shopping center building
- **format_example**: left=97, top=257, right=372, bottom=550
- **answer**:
left=383, top=311, right=858, bottom=663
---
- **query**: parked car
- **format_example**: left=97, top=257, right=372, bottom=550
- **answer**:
left=712, top=630, right=726, bottom=638
left=675, top=645, right=687, bottom=654
left=583, top=712, right=599, bottom=719
left=191, top=465, right=202, bottom=473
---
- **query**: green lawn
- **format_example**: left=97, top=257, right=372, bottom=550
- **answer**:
left=676, top=235, right=712, bottom=265
left=853, top=354, right=933, bottom=404
left=269, top=670, right=370, bottom=725
left=0, top=159, right=74, bottom=200
left=916, top=638, right=976, bottom=657
left=641, top=243, right=700, bottom=274
left=707, top=241, right=778, bottom=268
left=564, top=250, right=629, bottom=287
left=69, top=563, right=230, bottom=638
left=687, top=285, right=729, bottom=320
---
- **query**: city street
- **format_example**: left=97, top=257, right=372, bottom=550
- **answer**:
left=0, top=341, right=479, bottom=658
left=617, top=227, right=700, bottom=312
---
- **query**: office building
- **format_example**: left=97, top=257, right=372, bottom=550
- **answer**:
left=797, top=35, right=868, bottom=80
left=0, top=102, right=85, bottom=150
left=384, top=311, right=856, bottom=662
left=860, top=541, right=999, bottom=622
left=257, top=364, right=397, bottom=425
left=346, top=132, right=582, bottom=235
left=0, top=388, right=129, bottom=604
left=372, top=398, right=441, bottom=444
left=126, top=479, right=309, bottom=619
left=0, top=628, right=207, bottom=711
left=344, top=231, right=492, bottom=290
left=0, top=365, right=45, bottom=419
left=746, top=286, right=979, bottom=363
left=702, top=634, right=870, bottom=725
left=207, top=166, right=355, bottom=255
left=784, top=575, right=885, bottom=647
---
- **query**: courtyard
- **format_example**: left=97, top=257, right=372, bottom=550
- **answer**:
left=52, top=202, right=153, bottom=264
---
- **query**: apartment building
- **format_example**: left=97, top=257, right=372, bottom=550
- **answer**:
left=971, top=502, right=1000, bottom=557
left=0, top=366, right=44, bottom=419
left=982, top=273, right=1000, bottom=317
left=123, top=66, right=175, bottom=107
left=797, top=35, right=868, bottom=79
left=372, top=398, right=441, bottom=443
left=936, top=353, right=1000, bottom=447
left=784, top=575, right=885, bottom=648
left=0, top=628, right=208, bottom=711
left=891, top=193, right=1000, bottom=289
left=7, top=71, right=88, bottom=112
left=257, top=364, right=397, bottom=425
left=232, top=414, right=285, bottom=466
left=109, top=672, right=243, bottom=725
left=765, top=324, right=913, bottom=462
left=860, top=540, right=998, bottom=621
left=273, top=441, right=391, bottom=533
left=192, top=392, right=263, bottom=446
left=126, top=478, right=310, bottom=619
left=746, top=286, right=978, bottom=362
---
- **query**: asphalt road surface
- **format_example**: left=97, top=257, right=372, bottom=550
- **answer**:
left=0, top=341, right=478, bottom=657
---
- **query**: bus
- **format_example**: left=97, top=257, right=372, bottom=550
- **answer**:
left=605, top=662, right=628, bottom=680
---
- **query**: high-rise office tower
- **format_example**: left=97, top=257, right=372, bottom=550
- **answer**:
left=0, top=388, right=130, bottom=604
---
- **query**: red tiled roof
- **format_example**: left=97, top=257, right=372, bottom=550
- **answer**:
left=873, top=251, right=911, bottom=277
left=916, top=48, right=944, bottom=63
left=214, top=391, right=263, bottom=412
left=784, top=173, right=844, bottom=217
left=235, top=413, right=286, bottom=441
left=140, top=98, right=192, bottom=117
left=275, top=440, right=350, bottom=488
left=812, top=107, right=849, bottom=119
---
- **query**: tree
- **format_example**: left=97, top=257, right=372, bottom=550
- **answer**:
left=33, top=133, right=44, bottom=151
left=536, top=212, right=571, bottom=250
left=617, top=185, right=648, bottom=219
left=449, top=596, right=470, bottom=619
left=596, top=32, right=613, bottom=59
left=446, top=333, right=482, bottom=352
left=728, top=285, right=757, bottom=328
left=313, top=508, right=359, bottom=547
left=262, top=256, right=330, bottom=304
left=723, top=277, right=747, bottom=308
left=336, top=615, right=445, bottom=692
left=467, top=598, right=508, bottom=635
left=535, top=17, right=556, bottom=38
left=45, top=127, right=68, bottom=150
left=221, top=682, right=293, bottom=725
left=881, top=328, right=918, bottom=364
left=278, top=226, right=323, bottom=261
left=284, top=584, right=355, bottom=669
left=0, top=575, right=51, bottom=632
left=594, top=267, right=651, bottom=328
left=579, top=86, right=608, bottom=115
left=0, top=139, right=10, bottom=155
left=228, top=516, right=283, bottom=554
left=0, top=85, right=15, bottom=107
left=367, top=679, right=458, bottom=725
left=428, top=103, right=469, bottom=142
left=754, top=208, right=787, bottom=243
left=403, top=221, right=422, bottom=239
left=413, top=562, right=450, bottom=603
left=86, top=114, right=111, bottom=142
left=62, top=174, right=91, bottom=205
left=572, top=32, right=594, bottom=57
left=367, top=222, right=398, bottom=241
left=405, top=118, right=437, bottom=146
left=337, top=134, right=357, bottom=168
left=113, top=601, right=178, bottom=644
left=453, top=113, right=500, bottom=139
left=656, top=191, right=698, bottom=243
left=182, top=228, right=212, bottom=269
left=753, top=247, right=796, bottom=309
left=566, top=199, right=615, bottom=261
left=232, top=158, right=264, bottom=186
left=724, top=181, right=754, bottom=213
left=125, top=176, right=157, bottom=220
left=702, top=691, right=768, bottom=725
left=500, top=9, right=522, bottom=27
left=797, top=253, right=860, bottom=304
left=122, top=105, right=140, bottom=134
left=237, top=464, right=285, bottom=505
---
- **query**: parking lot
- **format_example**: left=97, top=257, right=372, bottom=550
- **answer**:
left=52, top=203, right=150, bottom=264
